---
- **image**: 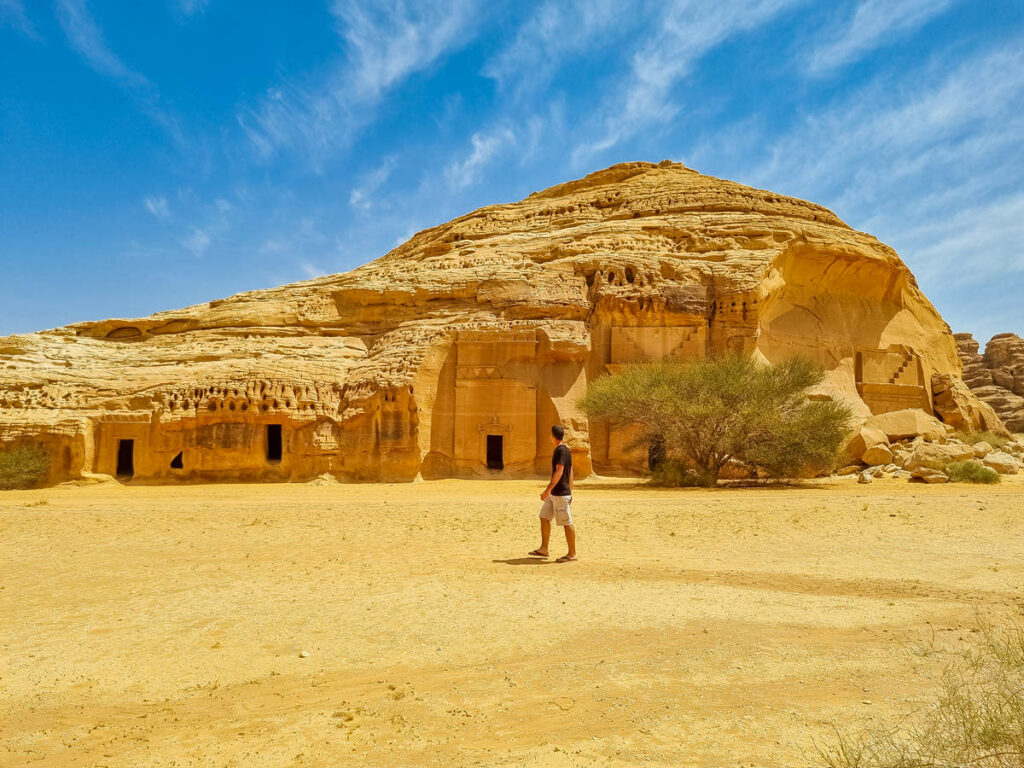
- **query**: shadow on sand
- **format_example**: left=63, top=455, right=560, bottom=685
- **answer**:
left=493, top=557, right=551, bottom=566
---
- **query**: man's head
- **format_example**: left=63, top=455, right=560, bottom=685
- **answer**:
left=550, top=424, right=565, bottom=446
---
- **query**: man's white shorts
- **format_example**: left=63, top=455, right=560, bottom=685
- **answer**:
left=539, top=495, right=572, bottom=526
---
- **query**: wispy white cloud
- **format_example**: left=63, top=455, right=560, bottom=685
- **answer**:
left=747, top=45, right=1024, bottom=211
left=349, top=156, right=395, bottom=212
left=805, top=0, right=958, bottom=75
left=178, top=196, right=235, bottom=257
left=143, top=196, right=170, bottom=220
left=299, top=260, right=326, bottom=279
left=260, top=238, right=286, bottom=254
left=172, top=0, right=210, bottom=18
left=0, top=0, right=36, bottom=37
left=55, top=0, right=183, bottom=144
left=182, top=226, right=211, bottom=256
left=238, top=0, right=481, bottom=167
left=895, top=194, right=1024, bottom=283
left=483, top=0, right=621, bottom=98
left=573, top=0, right=802, bottom=163
left=444, top=126, right=517, bottom=191
left=56, top=0, right=147, bottom=86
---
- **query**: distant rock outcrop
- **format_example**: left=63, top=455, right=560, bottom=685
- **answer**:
left=0, top=161, right=1004, bottom=485
left=955, top=332, right=1024, bottom=432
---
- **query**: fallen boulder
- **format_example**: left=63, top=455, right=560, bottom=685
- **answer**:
left=862, top=443, right=893, bottom=466
left=981, top=451, right=1021, bottom=475
left=910, top=467, right=949, bottom=483
left=865, top=409, right=946, bottom=443
left=844, top=426, right=891, bottom=464
left=903, top=441, right=975, bottom=470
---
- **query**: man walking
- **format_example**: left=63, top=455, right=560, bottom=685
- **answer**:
left=529, top=425, right=577, bottom=562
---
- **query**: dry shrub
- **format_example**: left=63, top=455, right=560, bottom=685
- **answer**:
left=819, top=614, right=1024, bottom=768
left=0, top=443, right=51, bottom=490
left=946, top=460, right=1001, bottom=484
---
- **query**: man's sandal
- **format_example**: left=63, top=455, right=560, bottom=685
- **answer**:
left=528, top=549, right=548, bottom=557
left=555, top=555, right=577, bottom=563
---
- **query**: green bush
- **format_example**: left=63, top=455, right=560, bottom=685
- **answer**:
left=819, top=614, right=1024, bottom=767
left=0, top=444, right=51, bottom=490
left=649, top=459, right=717, bottom=487
left=946, top=459, right=1001, bottom=484
left=578, top=355, right=852, bottom=484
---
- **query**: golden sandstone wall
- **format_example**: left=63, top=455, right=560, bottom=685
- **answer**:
left=0, top=161, right=1004, bottom=485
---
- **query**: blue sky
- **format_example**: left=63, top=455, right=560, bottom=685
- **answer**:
left=1, top=1, right=1022, bottom=343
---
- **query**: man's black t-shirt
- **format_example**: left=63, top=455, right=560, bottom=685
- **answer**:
left=551, top=443, right=572, bottom=496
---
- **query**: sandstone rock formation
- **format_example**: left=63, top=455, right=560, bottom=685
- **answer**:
left=955, top=332, right=1024, bottom=432
left=0, top=161, right=1003, bottom=485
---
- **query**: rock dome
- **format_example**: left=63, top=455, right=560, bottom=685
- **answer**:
left=0, top=161, right=1002, bottom=484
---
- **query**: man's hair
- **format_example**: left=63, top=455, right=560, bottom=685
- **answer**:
left=551, top=424, right=565, bottom=440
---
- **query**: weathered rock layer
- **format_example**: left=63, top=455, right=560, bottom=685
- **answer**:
left=955, top=332, right=1024, bottom=432
left=0, top=161, right=1002, bottom=484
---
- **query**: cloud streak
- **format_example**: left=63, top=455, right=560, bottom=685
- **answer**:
left=144, top=196, right=170, bottom=220
left=573, top=0, right=802, bottom=162
left=172, top=0, right=210, bottom=18
left=746, top=44, right=1024, bottom=213
left=483, top=0, right=621, bottom=99
left=238, top=0, right=481, bottom=167
left=55, top=0, right=183, bottom=145
left=805, top=0, right=958, bottom=75
left=349, top=156, right=395, bottom=212
left=0, top=0, right=36, bottom=36
left=444, top=126, right=517, bottom=191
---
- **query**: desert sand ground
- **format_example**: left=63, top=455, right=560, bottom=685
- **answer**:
left=3, top=475, right=1023, bottom=767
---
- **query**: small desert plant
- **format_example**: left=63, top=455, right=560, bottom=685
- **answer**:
left=649, top=459, right=717, bottom=487
left=818, top=613, right=1024, bottom=768
left=946, top=460, right=1001, bottom=484
left=0, top=443, right=51, bottom=490
left=578, top=355, right=852, bottom=484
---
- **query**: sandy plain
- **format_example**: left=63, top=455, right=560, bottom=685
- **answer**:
left=3, top=475, right=1023, bottom=767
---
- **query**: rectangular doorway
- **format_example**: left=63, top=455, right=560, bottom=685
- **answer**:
left=116, top=439, right=134, bottom=478
left=266, top=424, right=283, bottom=462
left=486, top=434, right=504, bottom=470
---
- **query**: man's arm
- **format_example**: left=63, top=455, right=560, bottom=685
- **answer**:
left=541, top=464, right=564, bottom=500
left=569, top=465, right=574, bottom=493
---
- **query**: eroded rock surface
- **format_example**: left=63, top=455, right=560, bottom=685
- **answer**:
left=0, top=161, right=1001, bottom=484
left=955, top=332, right=1024, bottom=432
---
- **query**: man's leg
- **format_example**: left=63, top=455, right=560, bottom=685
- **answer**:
left=532, top=498, right=554, bottom=556
left=538, top=518, right=551, bottom=555
left=563, top=524, right=576, bottom=559
left=553, top=497, right=577, bottom=561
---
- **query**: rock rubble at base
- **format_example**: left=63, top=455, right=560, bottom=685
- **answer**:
left=834, top=414, right=1023, bottom=483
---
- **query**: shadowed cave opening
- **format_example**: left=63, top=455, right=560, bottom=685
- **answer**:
left=266, top=424, right=282, bottom=463
left=116, top=439, right=134, bottom=478
left=486, top=435, right=504, bottom=470
left=170, top=451, right=183, bottom=469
